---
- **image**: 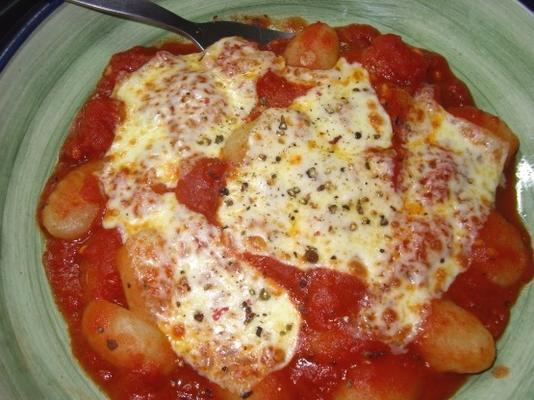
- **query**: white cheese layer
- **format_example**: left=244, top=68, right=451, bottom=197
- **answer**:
left=101, top=37, right=278, bottom=234
left=362, top=88, right=508, bottom=345
left=99, top=38, right=300, bottom=394
left=99, top=35, right=508, bottom=385
left=218, top=73, right=507, bottom=346
left=121, top=202, right=299, bottom=394
left=219, top=59, right=396, bottom=277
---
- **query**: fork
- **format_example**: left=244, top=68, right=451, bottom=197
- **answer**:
left=65, top=0, right=294, bottom=50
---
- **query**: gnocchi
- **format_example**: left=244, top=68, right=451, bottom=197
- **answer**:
left=41, top=162, right=102, bottom=240
left=116, top=230, right=167, bottom=320
left=81, top=299, right=175, bottom=373
left=221, top=121, right=255, bottom=165
left=283, top=22, right=340, bottom=69
left=470, top=211, right=528, bottom=287
left=332, top=356, right=422, bottom=400
left=415, top=299, right=495, bottom=373
left=214, top=374, right=292, bottom=400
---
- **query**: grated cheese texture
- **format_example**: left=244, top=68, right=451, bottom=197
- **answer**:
left=99, top=36, right=509, bottom=390
left=121, top=202, right=299, bottom=394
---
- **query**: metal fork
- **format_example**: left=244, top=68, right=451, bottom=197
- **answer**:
left=65, top=0, right=294, bottom=50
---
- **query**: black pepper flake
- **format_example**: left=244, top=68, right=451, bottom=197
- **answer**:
left=287, top=187, right=301, bottom=197
left=279, top=116, right=287, bottom=130
left=241, top=391, right=253, bottom=399
left=241, top=182, right=249, bottom=192
left=440, top=258, right=445, bottom=264
left=365, top=161, right=370, bottom=170
left=304, top=247, right=319, bottom=263
left=106, top=339, right=118, bottom=351
left=221, top=366, right=228, bottom=372
left=194, top=312, right=204, bottom=322
left=242, top=303, right=256, bottom=324
left=259, top=288, right=271, bottom=300
left=258, top=153, right=267, bottom=161
left=342, top=204, right=350, bottom=211
left=317, top=184, right=326, bottom=192
left=214, top=135, right=224, bottom=144
left=275, top=156, right=282, bottom=162
left=305, top=168, right=318, bottom=180
left=362, top=217, right=371, bottom=225
left=354, top=131, right=362, bottom=139
left=356, top=200, right=364, bottom=215
left=219, top=187, right=230, bottom=196
left=379, top=215, right=389, bottom=226
left=328, top=204, right=338, bottom=214
left=379, top=248, right=385, bottom=253
left=175, top=301, right=181, bottom=308
left=256, top=326, right=263, bottom=337
left=224, top=199, right=234, bottom=206
left=373, top=134, right=381, bottom=140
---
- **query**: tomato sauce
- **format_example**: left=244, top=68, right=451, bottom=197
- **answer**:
left=175, top=157, right=229, bottom=225
left=38, top=21, right=533, bottom=400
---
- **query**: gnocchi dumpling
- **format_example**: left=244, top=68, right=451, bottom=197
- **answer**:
left=471, top=211, right=528, bottom=287
left=42, top=162, right=102, bottom=240
left=81, top=299, right=175, bottom=373
left=415, top=299, right=495, bottom=373
left=283, top=22, right=340, bottom=69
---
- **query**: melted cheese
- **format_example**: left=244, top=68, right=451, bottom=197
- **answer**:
left=99, top=36, right=508, bottom=390
left=100, top=38, right=299, bottom=394
left=364, top=88, right=508, bottom=344
left=122, top=203, right=299, bottom=394
left=217, top=67, right=507, bottom=346
left=219, top=60, right=396, bottom=276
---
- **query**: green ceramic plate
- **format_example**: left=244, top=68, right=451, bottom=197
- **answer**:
left=1, top=0, right=533, bottom=398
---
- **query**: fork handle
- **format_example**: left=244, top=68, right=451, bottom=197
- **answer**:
left=65, top=0, right=203, bottom=49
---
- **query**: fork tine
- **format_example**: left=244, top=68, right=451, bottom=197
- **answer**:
left=197, top=20, right=294, bottom=48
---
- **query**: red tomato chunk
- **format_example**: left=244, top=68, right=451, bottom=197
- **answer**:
left=256, top=70, right=311, bottom=108
left=175, top=157, right=229, bottom=225
left=62, top=97, right=123, bottom=163
left=362, top=33, right=429, bottom=92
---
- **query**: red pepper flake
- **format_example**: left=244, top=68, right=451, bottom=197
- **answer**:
left=212, top=307, right=229, bottom=321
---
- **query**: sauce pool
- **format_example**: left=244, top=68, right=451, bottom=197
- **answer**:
left=38, top=23, right=533, bottom=400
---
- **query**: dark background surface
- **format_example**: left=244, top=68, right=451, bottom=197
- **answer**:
left=1, top=0, right=534, bottom=63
